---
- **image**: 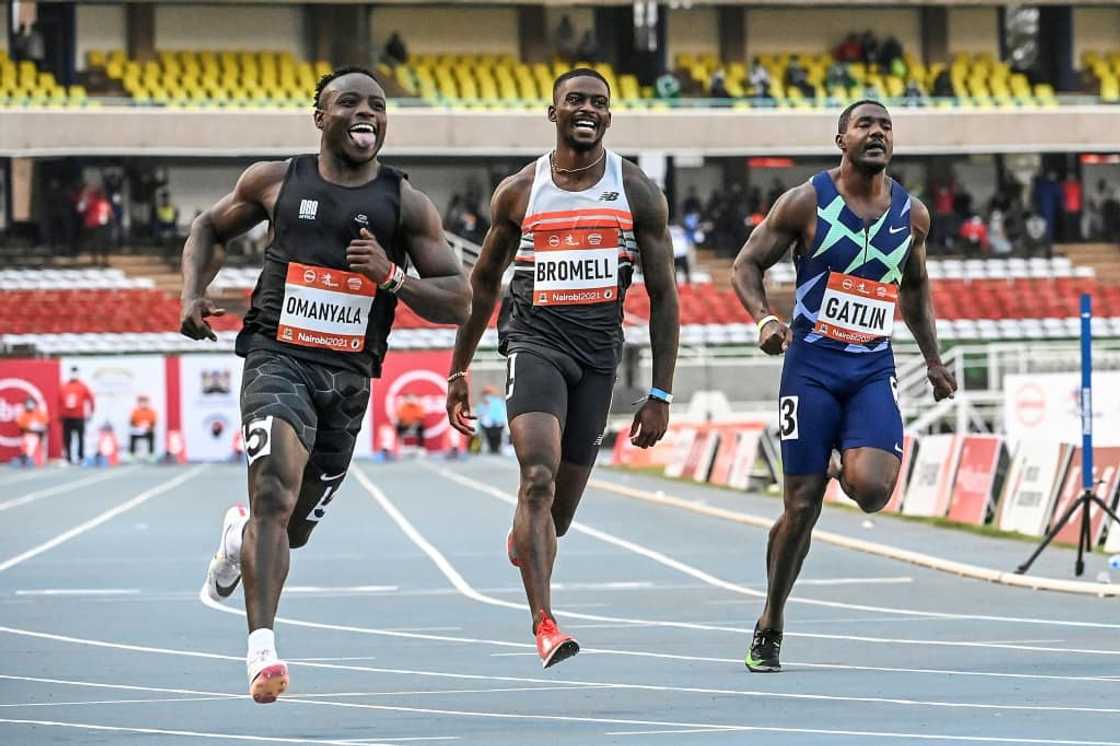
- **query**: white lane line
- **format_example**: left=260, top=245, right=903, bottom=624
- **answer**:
left=15, top=589, right=139, bottom=596
left=0, top=468, right=128, bottom=512
left=789, top=576, right=914, bottom=586
left=6, top=630, right=1120, bottom=719
left=0, top=696, right=233, bottom=708
left=286, top=585, right=399, bottom=593
left=432, top=465, right=1120, bottom=630
left=410, top=467, right=1120, bottom=655
left=0, top=719, right=384, bottom=745
left=0, top=465, right=208, bottom=574
left=607, top=728, right=741, bottom=736
left=298, top=685, right=609, bottom=698
left=338, top=740, right=459, bottom=744
left=0, top=468, right=72, bottom=487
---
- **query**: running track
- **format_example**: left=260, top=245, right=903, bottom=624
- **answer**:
left=0, top=459, right=1117, bottom=745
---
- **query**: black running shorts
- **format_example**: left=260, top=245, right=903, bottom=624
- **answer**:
left=504, top=346, right=614, bottom=467
left=240, top=351, right=369, bottom=526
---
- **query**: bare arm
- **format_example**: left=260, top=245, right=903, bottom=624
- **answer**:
left=395, top=181, right=472, bottom=325
left=179, top=160, right=283, bottom=340
left=899, top=198, right=956, bottom=400
left=625, top=164, right=679, bottom=448
left=445, top=173, right=525, bottom=436
left=730, top=183, right=815, bottom=354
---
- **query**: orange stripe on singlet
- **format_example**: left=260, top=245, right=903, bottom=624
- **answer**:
left=523, top=207, right=634, bottom=231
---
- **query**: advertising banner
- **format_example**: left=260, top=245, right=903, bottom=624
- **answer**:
left=371, top=350, right=453, bottom=452
left=1004, top=372, right=1120, bottom=448
left=179, top=354, right=244, bottom=462
left=60, top=356, right=166, bottom=461
left=902, top=434, right=961, bottom=517
left=0, top=359, right=61, bottom=462
left=998, top=440, right=1073, bottom=536
left=709, top=424, right=766, bottom=487
left=886, top=433, right=917, bottom=513
left=663, top=426, right=699, bottom=479
left=946, top=435, right=1004, bottom=525
left=1050, top=447, right=1120, bottom=545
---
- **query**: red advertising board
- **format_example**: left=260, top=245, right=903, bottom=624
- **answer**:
left=0, top=359, right=61, bottom=462
left=371, top=350, right=453, bottom=451
left=946, top=435, right=1003, bottom=525
left=1051, top=447, right=1120, bottom=545
left=885, top=433, right=916, bottom=513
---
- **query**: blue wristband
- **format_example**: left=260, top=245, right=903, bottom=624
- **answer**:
left=648, top=387, right=673, bottom=404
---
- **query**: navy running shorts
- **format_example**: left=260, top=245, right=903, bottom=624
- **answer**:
left=777, top=340, right=903, bottom=475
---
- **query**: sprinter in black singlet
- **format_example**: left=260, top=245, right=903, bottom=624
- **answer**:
left=180, top=67, right=470, bottom=703
left=446, top=69, right=680, bottom=668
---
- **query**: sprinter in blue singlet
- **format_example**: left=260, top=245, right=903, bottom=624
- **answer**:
left=731, top=100, right=957, bottom=672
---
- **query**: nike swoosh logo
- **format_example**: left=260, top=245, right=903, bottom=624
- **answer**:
left=320, top=471, right=347, bottom=482
left=894, top=444, right=904, bottom=453
left=215, top=574, right=241, bottom=598
left=889, top=226, right=907, bottom=234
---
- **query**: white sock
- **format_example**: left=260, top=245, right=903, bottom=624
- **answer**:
left=247, top=628, right=276, bottom=660
left=224, top=513, right=249, bottom=561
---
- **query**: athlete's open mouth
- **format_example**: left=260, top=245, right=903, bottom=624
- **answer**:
left=573, top=117, right=599, bottom=133
left=348, top=122, right=378, bottom=149
left=865, top=141, right=886, bottom=155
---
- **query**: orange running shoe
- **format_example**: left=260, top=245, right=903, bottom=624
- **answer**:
left=535, top=614, right=579, bottom=669
left=507, top=529, right=520, bottom=567
left=248, top=653, right=290, bottom=704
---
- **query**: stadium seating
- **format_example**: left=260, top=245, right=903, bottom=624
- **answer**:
left=0, top=288, right=241, bottom=334
left=0, top=51, right=89, bottom=107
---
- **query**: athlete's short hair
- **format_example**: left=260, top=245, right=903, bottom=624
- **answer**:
left=838, top=99, right=889, bottom=133
left=314, top=66, right=382, bottom=109
left=552, top=67, right=611, bottom=102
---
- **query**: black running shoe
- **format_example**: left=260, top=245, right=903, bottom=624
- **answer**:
left=745, top=623, right=782, bottom=672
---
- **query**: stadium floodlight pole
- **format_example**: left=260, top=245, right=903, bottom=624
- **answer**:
left=1016, top=293, right=1120, bottom=577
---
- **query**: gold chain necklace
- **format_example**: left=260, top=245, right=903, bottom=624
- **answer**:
left=550, top=149, right=606, bottom=175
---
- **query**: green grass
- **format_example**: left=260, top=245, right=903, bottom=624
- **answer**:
left=600, top=464, right=1081, bottom=551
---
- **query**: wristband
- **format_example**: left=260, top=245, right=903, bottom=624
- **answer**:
left=447, top=370, right=468, bottom=383
left=926, top=358, right=943, bottom=369
left=378, top=263, right=406, bottom=294
left=648, top=387, right=673, bottom=404
left=756, top=314, right=781, bottom=336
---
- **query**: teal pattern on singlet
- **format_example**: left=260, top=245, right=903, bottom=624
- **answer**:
left=790, top=170, right=914, bottom=353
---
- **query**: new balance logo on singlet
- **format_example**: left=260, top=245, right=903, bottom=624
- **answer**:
left=298, top=199, right=318, bottom=221
left=598, top=192, right=619, bottom=202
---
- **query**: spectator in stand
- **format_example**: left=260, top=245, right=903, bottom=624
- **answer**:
left=1103, top=185, right=1120, bottom=240
left=708, top=69, right=731, bottom=100
left=1024, top=211, right=1052, bottom=257
left=78, top=184, right=113, bottom=266
left=43, top=178, right=73, bottom=253
left=748, top=58, right=772, bottom=102
left=959, top=215, right=990, bottom=254
left=1032, top=171, right=1061, bottom=242
left=155, top=191, right=180, bottom=252
left=1084, top=179, right=1108, bottom=240
left=395, top=394, right=426, bottom=447
left=1061, top=173, right=1083, bottom=242
left=832, top=33, right=863, bottom=63
left=932, top=180, right=958, bottom=253
left=475, top=386, right=507, bottom=455
left=104, top=173, right=125, bottom=248
left=826, top=61, right=854, bottom=91
left=859, top=30, right=880, bottom=65
left=59, top=367, right=95, bottom=466
left=669, top=222, right=693, bottom=284
left=931, top=68, right=954, bottom=99
left=655, top=69, right=681, bottom=99
left=879, top=36, right=903, bottom=68
left=784, top=57, right=815, bottom=98
left=902, top=78, right=924, bottom=106
left=988, top=207, right=1012, bottom=255
left=15, top=398, right=48, bottom=466
left=383, top=32, right=409, bottom=66
left=555, top=15, right=577, bottom=62
left=129, top=395, right=158, bottom=459
left=681, top=185, right=703, bottom=216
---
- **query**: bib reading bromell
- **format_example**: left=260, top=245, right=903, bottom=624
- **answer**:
left=792, top=170, right=913, bottom=353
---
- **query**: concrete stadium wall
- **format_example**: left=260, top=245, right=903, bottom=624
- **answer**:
left=75, top=3, right=126, bottom=70
left=947, top=7, right=999, bottom=58
left=7, top=107, right=1119, bottom=158
left=369, top=6, right=519, bottom=57
left=154, top=5, right=302, bottom=54
left=1074, top=7, right=1120, bottom=67
left=667, top=7, right=719, bottom=63
left=745, top=8, right=921, bottom=58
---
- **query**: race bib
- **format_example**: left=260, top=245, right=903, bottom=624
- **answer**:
left=812, top=271, right=898, bottom=345
left=532, top=228, right=619, bottom=306
left=277, top=262, right=375, bottom=352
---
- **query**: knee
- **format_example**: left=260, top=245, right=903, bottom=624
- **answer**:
left=520, top=463, right=557, bottom=506
left=845, top=474, right=893, bottom=513
left=782, top=499, right=821, bottom=531
left=250, top=472, right=299, bottom=524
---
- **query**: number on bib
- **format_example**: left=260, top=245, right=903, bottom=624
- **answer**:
left=779, top=396, right=799, bottom=440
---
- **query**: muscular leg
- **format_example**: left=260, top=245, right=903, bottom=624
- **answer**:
left=551, top=462, right=593, bottom=537
left=838, top=447, right=901, bottom=514
left=757, top=473, right=828, bottom=631
left=509, top=412, right=563, bottom=632
left=242, top=418, right=309, bottom=632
